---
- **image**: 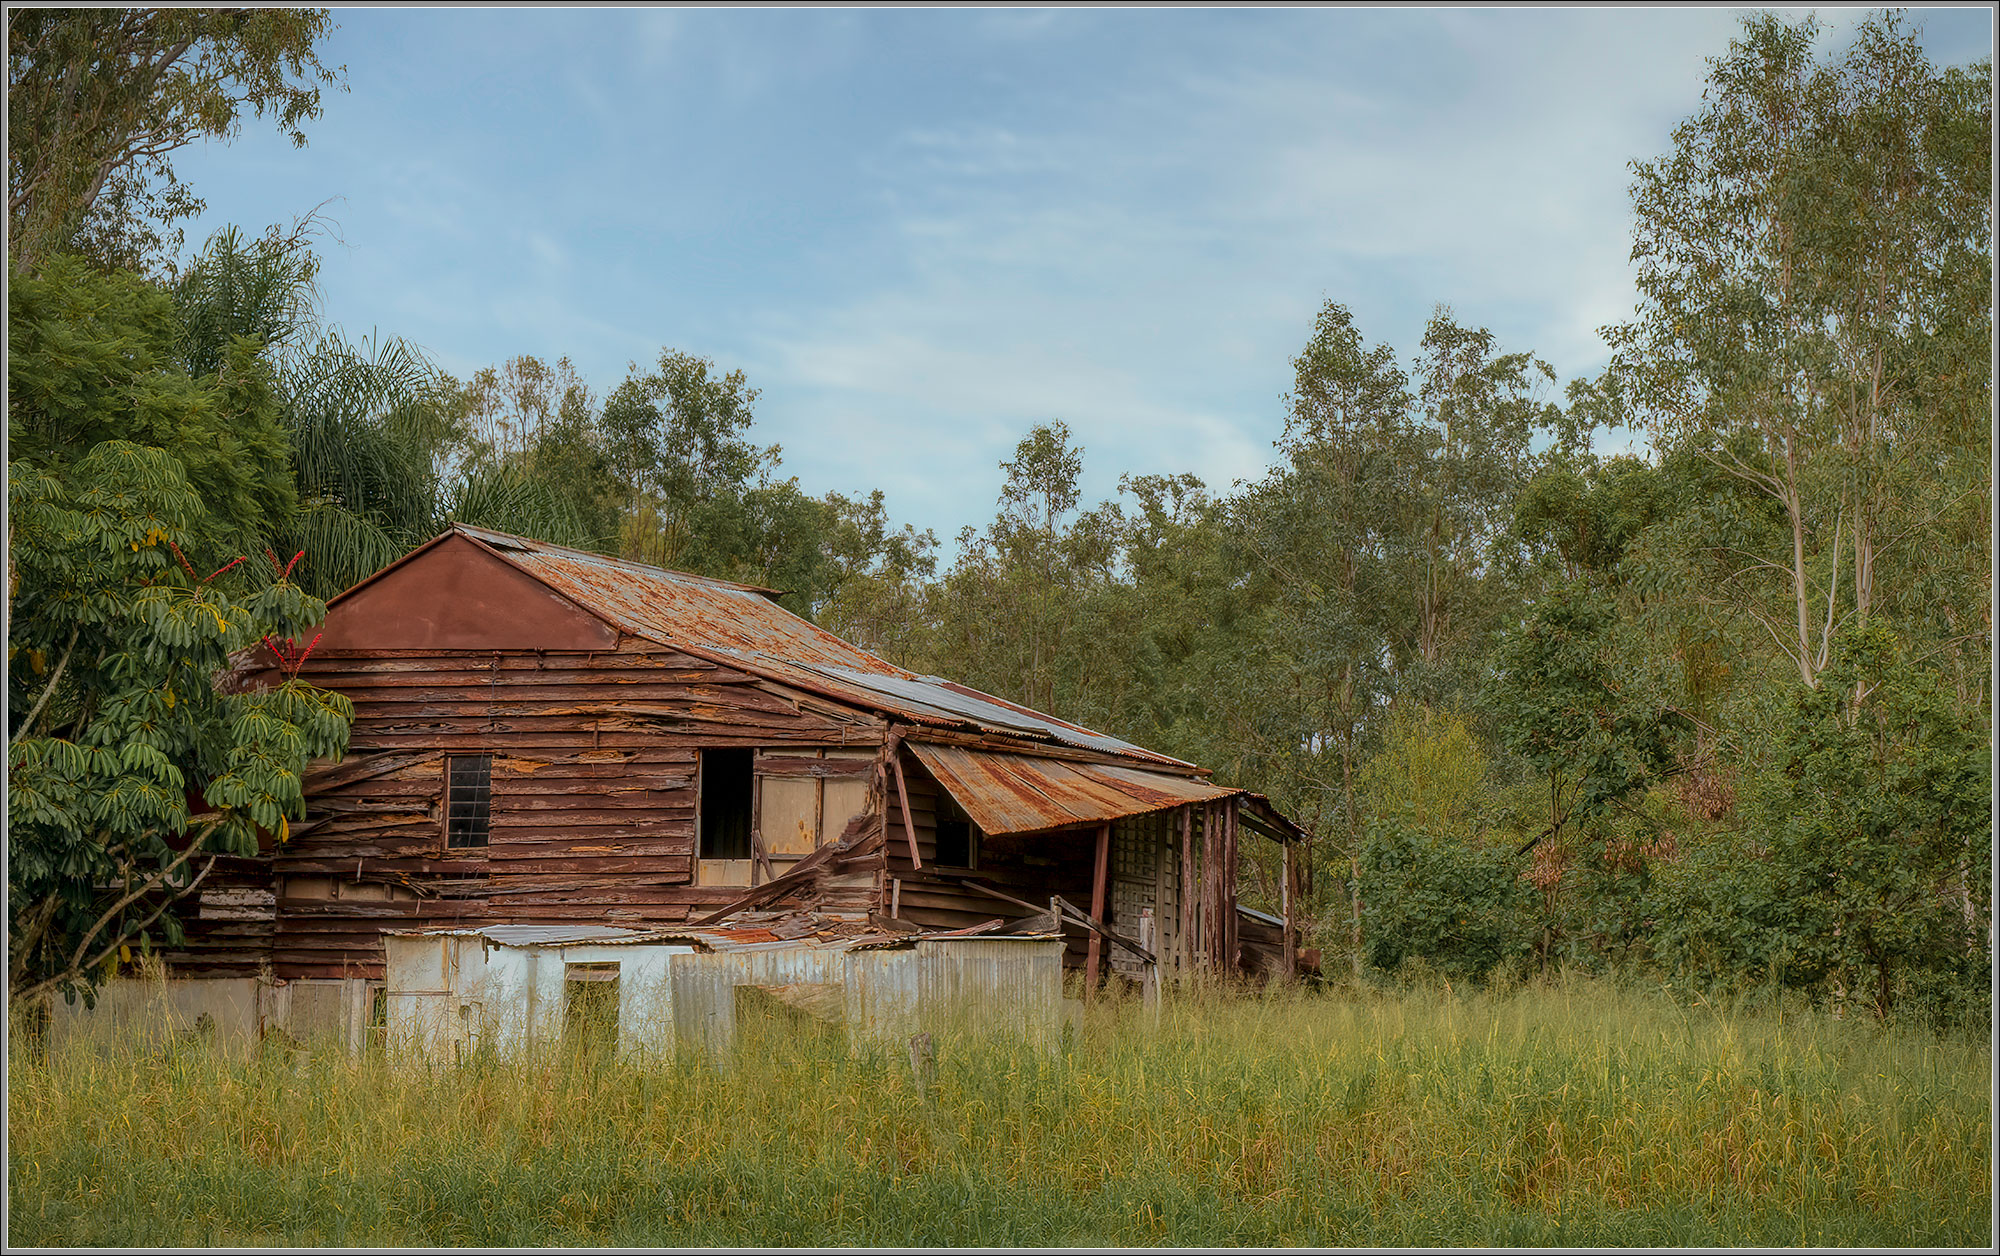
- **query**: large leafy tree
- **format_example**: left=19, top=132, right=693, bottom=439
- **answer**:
left=1402, top=309, right=1567, bottom=702
left=601, top=349, right=775, bottom=573
left=1655, top=624, right=1992, bottom=1025
left=8, top=446, right=351, bottom=1005
left=7, top=7, right=342, bottom=275
left=447, top=353, right=618, bottom=556
left=1234, top=301, right=1417, bottom=968
left=1488, top=582, right=1685, bottom=969
left=9, top=254, right=297, bottom=558
left=1757, top=623, right=1989, bottom=1023
left=1609, top=11, right=1992, bottom=691
left=8, top=255, right=351, bottom=1006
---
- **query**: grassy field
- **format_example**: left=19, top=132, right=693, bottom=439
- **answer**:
left=7, top=975, right=1991, bottom=1248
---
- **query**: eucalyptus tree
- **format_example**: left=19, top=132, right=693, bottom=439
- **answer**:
left=7, top=7, right=341, bottom=275
left=1245, top=301, right=1416, bottom=840
left=1232, top=301, right=1421, bottom=965
left=1401, top=309, right=1564, bottom=705
left=747, top=487, right=937, bottom=647
left=600, top=349, right=773, bottom=573
left=991, top=420, right=1089, bottom=717
left=924, top=422, right=1092, bottom=718
left=448, top=354, right=620, bottom=553
left=1609, top=11, right=1992, bottom=693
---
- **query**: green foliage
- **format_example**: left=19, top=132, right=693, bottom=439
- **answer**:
left=8, top=255, right=297, bottom=560
left=170, top=223, right=321, bottom=376
left=1513, top=455, right=1668, bottom=587
left=7, top=8, right=343, bottom=274
left=280, top=328, right=464, bottom=598
left=1359, top=821, right=1530, bottom=982
left=1490, top=585, right=1684, bottom=840
left=1608, top=10, right=1992, bottom=689
left=8, top=229, right=355, bottom=1005
left=449, top=354, right=617, bottom=551
left=8, top=441, right=351, bottom=1004
left=807, top=489, right=939, bottom=662
left=1754, top=623, right=1990, bottom=1026
left=602, top=348, right=775, bottom=573
left=1357, top=704, right=1490, bottom=836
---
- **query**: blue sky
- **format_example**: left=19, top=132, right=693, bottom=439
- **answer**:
left=174, top=6, right=1995, bottom=552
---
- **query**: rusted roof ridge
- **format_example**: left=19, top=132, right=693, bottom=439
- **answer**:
left=450, top=524, right=784, bottom=596
left=361, top=525, right=1192, bottom=770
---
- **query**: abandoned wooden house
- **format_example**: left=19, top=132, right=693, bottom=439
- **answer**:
left=153, top=523, right=1306, bottom=1037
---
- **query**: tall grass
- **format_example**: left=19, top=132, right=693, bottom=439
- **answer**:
left=9, top=975, right=1990, bottom=1248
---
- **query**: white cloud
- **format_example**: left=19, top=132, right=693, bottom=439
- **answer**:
left=726, top=9, right=1797, bottom=543
left=187, top=7, right=1988, bottom=550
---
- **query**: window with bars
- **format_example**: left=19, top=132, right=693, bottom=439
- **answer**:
left=445, top=754, right=492, bottom=848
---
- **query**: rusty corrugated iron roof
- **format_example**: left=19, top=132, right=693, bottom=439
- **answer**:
left=449, top=525, right=1191, bottom=767
left=906, top=742, right=1238, bottom=836
left=792, top=663, right=1159, bottom=759
left=458, top=525, right=897, bottom=677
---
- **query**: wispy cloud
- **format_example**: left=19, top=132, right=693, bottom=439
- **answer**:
left=166, top=6, right=1995, bottom=553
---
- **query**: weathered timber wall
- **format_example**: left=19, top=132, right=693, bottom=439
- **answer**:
left=168, top=637, right=885, bottom=979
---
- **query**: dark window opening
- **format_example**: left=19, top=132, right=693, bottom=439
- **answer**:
left=700, top=748, right=753, bottom=860
left=446, top=755, right=492, bottom=848
left=935, top=793, right=979, bottom=868
left=564, top=962, right=620, bottom=1057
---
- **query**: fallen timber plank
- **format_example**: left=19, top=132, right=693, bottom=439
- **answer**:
left=1054, top=895, right=1156, bottom=967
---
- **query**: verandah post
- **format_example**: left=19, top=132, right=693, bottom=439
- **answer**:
left=1086, top=821, right=1111, bottom=997
left=1224, top=797, right=1239, bottom=975
left=1178, top=804, right=1194, bottom=976
left=1282, top=836, right=1296, bottom=980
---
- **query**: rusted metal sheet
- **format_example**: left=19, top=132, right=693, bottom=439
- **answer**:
left=906, top=742, right=1237, bottom=836
left=459, top=525, right=901, bottom=676
left=318, top=533, right=621, bottom=652
left=446, top=525, right=1188, bottom=767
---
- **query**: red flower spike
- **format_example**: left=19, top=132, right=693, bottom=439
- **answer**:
left=166, top=540, right=196, bottom=577
left=204, top=556, right=246, bottom=584
left=280, top=550, right=305, bottom=581
left=262, top=632, right=324, bottom=679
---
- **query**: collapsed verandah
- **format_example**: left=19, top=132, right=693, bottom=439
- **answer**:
left=701, top=737, right=1309, bottom=989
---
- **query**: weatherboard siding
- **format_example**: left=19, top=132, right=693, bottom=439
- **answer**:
left=166, top=637, right=886, bottom=980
